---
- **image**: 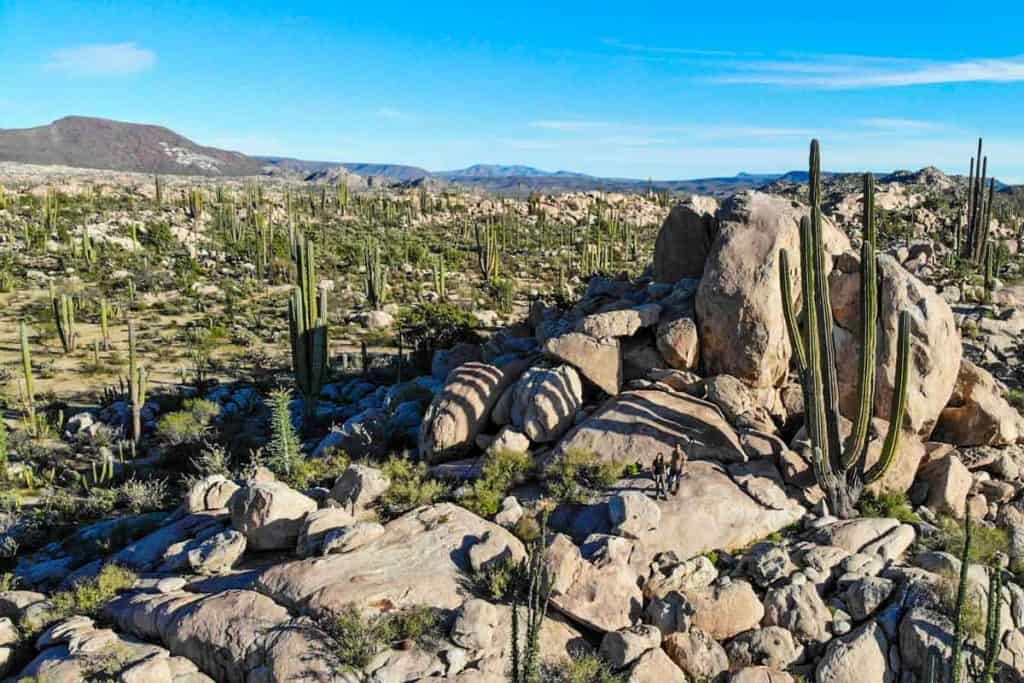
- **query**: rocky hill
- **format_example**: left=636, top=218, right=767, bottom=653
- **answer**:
left=0, top=116, right=267, bottom=177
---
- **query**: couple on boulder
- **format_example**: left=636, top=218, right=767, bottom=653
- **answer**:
left=652, top=444, right=686, bottom=500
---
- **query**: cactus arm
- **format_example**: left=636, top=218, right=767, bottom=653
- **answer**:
left=843, top=174, right=879, bottom=473
left=864, top=310, right=910, bottom=485
left=982, top=566, right=1003, bottom=683
left=779, top=249, right=807, bottom=374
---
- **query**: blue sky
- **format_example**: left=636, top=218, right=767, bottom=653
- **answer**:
left=4, top=1, right=1024, bottom=180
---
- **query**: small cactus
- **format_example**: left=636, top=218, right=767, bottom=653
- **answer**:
left=128, top=320, right=147, bottom=445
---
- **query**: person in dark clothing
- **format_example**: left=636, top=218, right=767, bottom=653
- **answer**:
left=668, top=444, right=687, bottom=495
left=652, top=453, right=667, bottom=500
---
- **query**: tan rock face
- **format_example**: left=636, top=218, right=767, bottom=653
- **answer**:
left=510, top=365, right=583, bottom=443
left=815, top=622, right=894, bottom=683
left=656, top=315, right=700, bottom=371
left=696, top=192, right=849, bottom=388
left=831, top=254, right=961, bottom=437
left=228, top=482, right=317, bottom=552
left=664, top=628, right=729, bottom=680
left=256, top=503, right=524, bottom=616
left=687, top=579, right=765, bottom=640
left=543, top=332, right=622, bottom=395
left=554, top=388, right=748, bottom=466
left=654, top=197, right=720, bottom=283
left=543, top=533, right=643, bottom=633
left=934, top=359, right=1024, bottom=446
left=419, top=360, right=528, bottom=463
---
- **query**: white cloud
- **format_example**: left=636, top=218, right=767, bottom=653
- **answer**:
left=47, top=42, right=155, bottom=75
left=708, top=54, right=1024, bottom=88
left=377, top=107, right=407, bottom=120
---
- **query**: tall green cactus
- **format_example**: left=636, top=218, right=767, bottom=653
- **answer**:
left=19, top=322, right=36, bottom=433
left=99, top=297, right=111, bottom=350
left=964, top=138, right=995, bottom=264
left=52, top=293, right=78, bottom=353
left=475, top=221, right=500, bottom=282
left=288, top=235, right=328, bottom=418
left=363, top=240, right=387, bottom=308
left=43, top=188, right=60, bottom=238
left=154, top=175, right=163, bottom=207
left=779, top=140, right=912, bottom=519
left=185, top=188, right=204, bottom=223
left=432, top=254, right=447, bottom=299
left=128, top=320, right=147, bottom=445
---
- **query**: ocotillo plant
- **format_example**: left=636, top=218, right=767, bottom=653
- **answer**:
left=779, top=141, right=912, bottom=519
left=288, top=235, right=329, bottom=419
left=981, top=559, right=1004, bottom=683
left=19, top=322, right=36, bottom=434
left=52, top=293, right=78, bottom=353
left=509, top=514, right=552, bottom=683
left=363, top=239, right=387, bottom=308
left=128, top=320, right=147, bottom=445
left=951, top=514, right=973, bottom=683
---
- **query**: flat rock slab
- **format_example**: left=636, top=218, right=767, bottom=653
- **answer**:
left=553, top=388, right=748, bottom=466
left=563, top=461, right=803, bottom=568
left=255, top=503, right=525, bottom=616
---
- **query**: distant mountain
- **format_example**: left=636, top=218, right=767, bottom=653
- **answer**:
left=0, top=116, right=265, bottom=176
left=438, top=164, right=592, bottom=179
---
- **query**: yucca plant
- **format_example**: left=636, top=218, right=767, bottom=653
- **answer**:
left=779, top=140, right=912, bottom=519
left=288, top=235, right=328, bottom=419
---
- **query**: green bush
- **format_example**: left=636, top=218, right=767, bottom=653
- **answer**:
left=928, top=516, right=1010, bottom=566
left=380, top=457, right=447, bottom=515
left=156, top=398, right=219, bottom=446
left=544, top=448, right=622, bottom=504
left=542, top=653, right=623, bottom=683
left=31, top=564, right=138, bottom=634
left=320, top=603, right=442, bottom=671
left=858, top=490, right=920, bottom=523
left=118, top=478, right=169, bottom=514
left=461, top=448, right=532, bottom=518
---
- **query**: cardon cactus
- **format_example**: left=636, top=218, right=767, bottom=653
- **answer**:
left=779, top=140, right=912, bottom=519
left=128, top=320, right=147, bottom=445
left=288, top=235, right=328, bottom=418
left=52, top=293, right=78, bottom=353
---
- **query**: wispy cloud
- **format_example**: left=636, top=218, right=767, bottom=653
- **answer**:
left=47, top=42, right=155, bottom=75
left=529, top=119, right=816, bottom=140
left=376, top=107, right=407, bottom=120
left=708, top=54, right=1024, bottom=88
left=600, top=37, right=751, bottom=58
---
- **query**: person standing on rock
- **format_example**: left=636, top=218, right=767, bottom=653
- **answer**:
left=668, top=444, right=686, bottom=495
left=652, top=453, right=667, bottom=500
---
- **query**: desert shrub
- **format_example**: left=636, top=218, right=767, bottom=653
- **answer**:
left=156, top=398, right=219, bottom=446
left=281, top=455, right=350, bottom=492
left=544, top=448, right=621, bottom=504
left=319, top=603, right=442, bottom=671
left=936, top=568, right=986, bottom=639
left=37, top=564, right=137, bottom=633
left=926, top=516, right=1010, bottom=566
left=857, top=490, right=920, bottom=523
left=380, top=457, right=446, bottom=516
left=397, top=303, right=480, bottom=370
left=190, top=443, right=232, bottom=477
left=461, top=448, right=532, bottom=518
left=542, top=652, right=623, bottom=683
left=472, top=555, right=517, bottom=601
left=118, top=478, right=169, bottom=514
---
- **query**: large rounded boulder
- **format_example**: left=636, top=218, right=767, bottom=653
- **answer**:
left=696, top=192, right=849, bottom=388
left=654, top=196, right=720, bottom=283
